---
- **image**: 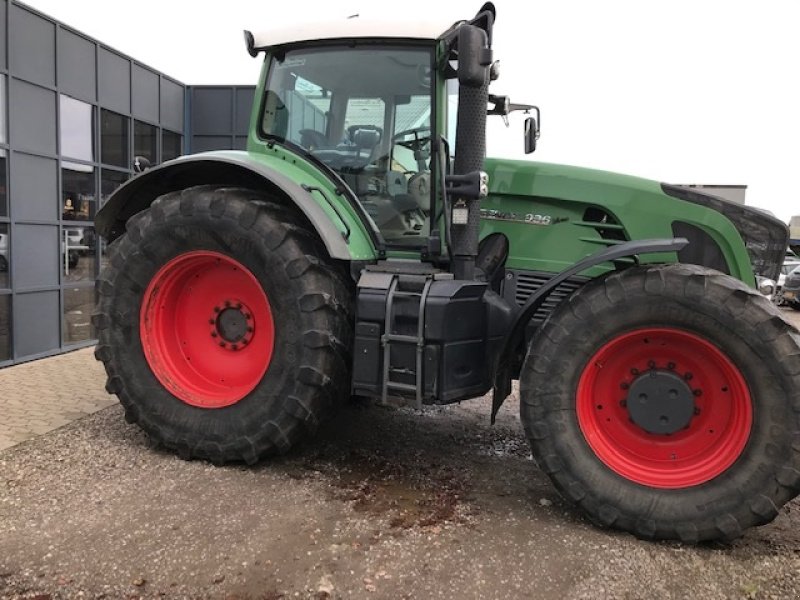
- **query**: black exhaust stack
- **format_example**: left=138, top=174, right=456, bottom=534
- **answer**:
left=450, top=13, right=493, bottom=281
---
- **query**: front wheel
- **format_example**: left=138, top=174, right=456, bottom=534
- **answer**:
left=520, top=264, right=800, bottom=542
left=94, top=186, right=353, bottom=464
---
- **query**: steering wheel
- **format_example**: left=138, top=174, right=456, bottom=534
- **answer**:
left=392, top=126, right=431, bottom=152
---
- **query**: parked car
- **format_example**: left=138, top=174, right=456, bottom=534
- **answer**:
left=782, top=265, right=800, bottom=310
left=0, top=232, right=7, bottom=272
left=773, top=259, right=800, bottom=305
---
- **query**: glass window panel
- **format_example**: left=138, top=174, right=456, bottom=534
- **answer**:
left=0, top=224, right=8, bottom=289
left=62, top=225, right=96, bottom=283
left=59, top=95, right=94, bottom=162
left=62, top=165, right=96, bottom=221
left=0, top=295, right=10, bottom=361
left=134, top=120, right=157, bottom=164
left=0, top=154, right=6, bottom=218
left=101, top=170, right=128, bottom=206
left=162, top=130, right=182, bottom=161
left=0, top=75, right=6, bottom=145
left=62, top=286, right=95, bottom=344
left=101, top=109, right=129, bottom=168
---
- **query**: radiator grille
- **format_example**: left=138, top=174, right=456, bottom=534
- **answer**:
left=509, top=271, right=586, bottom=325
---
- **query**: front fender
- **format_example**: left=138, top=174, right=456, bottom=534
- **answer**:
left=96, top=151, right=378, bottom=261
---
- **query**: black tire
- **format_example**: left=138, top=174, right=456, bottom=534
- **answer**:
left=790, top=300, right=800, bottom=311
left=520, top=264, right=800, bottom=542
left=93, top=185, right=354, bottom=464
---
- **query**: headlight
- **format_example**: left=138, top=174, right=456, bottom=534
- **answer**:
left=757, top=277, right=776, bottom=296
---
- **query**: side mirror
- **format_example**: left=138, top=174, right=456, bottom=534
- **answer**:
left=457, top=25, right=491, bottom=88
left=524, top=117, right=538, bottom=154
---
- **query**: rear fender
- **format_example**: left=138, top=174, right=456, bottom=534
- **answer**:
left=95, top=151, right=378, bottom=261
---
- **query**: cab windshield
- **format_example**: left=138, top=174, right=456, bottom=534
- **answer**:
left=261, top=45, right=434, bottom=247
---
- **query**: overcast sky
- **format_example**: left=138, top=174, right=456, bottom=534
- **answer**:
left=21, top=0, right=800, bottom=222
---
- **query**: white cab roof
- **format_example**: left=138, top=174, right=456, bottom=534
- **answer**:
left=252, top=16, right=460, bottom=50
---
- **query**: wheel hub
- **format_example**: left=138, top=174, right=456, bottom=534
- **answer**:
left=213, top=303, right=253, bottom=347
left=626, top=370, right=695, bottom=435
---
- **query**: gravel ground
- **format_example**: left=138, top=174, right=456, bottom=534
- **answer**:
left=2, top=310, right=800, bottom=599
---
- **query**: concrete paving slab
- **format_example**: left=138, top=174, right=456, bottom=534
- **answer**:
left=0, top=348, right=114, bottom=451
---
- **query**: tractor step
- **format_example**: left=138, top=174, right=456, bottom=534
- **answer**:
left=380, top=275, right=433, bottom=408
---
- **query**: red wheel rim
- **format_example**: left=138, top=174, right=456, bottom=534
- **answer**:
left=140, top=251, right=274, bottom=408
left=576, top=328, right=752, bottom=488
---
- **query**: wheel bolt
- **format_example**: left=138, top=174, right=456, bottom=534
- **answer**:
left=213, top=306, right=221, bottom=313
left=208, top=319, right=214, bottom=325
left=244, top=313, right=251, bottom=320
left=648, top=360, right=656, bottom=369
left=620, top=382, right=629, bottom=390
left=236, top=303, right=242, bottom=309
left=667, top=362, right=676, bottom=370
left=693, top=389, right=702, bottom=397
left=694, top=407, right=701, bottom=415
left=232, top=344, right=238, bottom=351
left=684, top=372, right=693, bottom=381
left=219, top=341, right=226, bottom=348
left=630, top=368, right=639, bottom=375
left=211, top=332, right=218, bottom=338
left=620, top=399, right=627, bottom=407
left=225, top=300, right=231, bottom=307
left=247, top=326, right=254, bottom=333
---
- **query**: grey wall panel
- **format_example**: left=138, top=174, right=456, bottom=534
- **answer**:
left=192, top=136, right=232, bottom=152
left=160, top=78, right=184, bottom=132
left=12, top=224, right=58, bottom=290
left=0, top=1, right=7, bottom=70
left=192, top=88, right=232, bottom=135
left=57, top=29, right=96, bottom=103
left=235, top=88, right=254, bottom=136
left=14, top=290, right=59, bottom=357
left=132, top=64, right=159, bottom=123
left=10, top=153, right=57, bottom=222
left=233, top=136, right=247, bottom=151
left=9, top=80, right=56, bottom=155
left=9, top=5, right=55, bottom=87
left=98, top=48, right=130, bottom=114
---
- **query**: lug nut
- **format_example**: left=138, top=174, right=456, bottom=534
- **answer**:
left=648, top=360, right=656, bottom=369
left=232, top=344, right=238, bottom=351
left=630, top=368, right=639, bottom=376
left=211, top=332, right=218, bottom=338
left=684, top=372, right=693, bottom=380
left=694, top=407, right=701, bottom=415
left=213, top=306, right=221, bottom=313
left=620, top=399, right=627, bottom=407
left=236, top=303, right=242, bottom=309
left=620, top=382, right=629, bottom=390
left=208, top=319, right=215, bottom=325
left=219, top=341, right=226, bottom=348
left=667, top=362, right=676, bottom=370
left=693, top=389, right=702, bottom=397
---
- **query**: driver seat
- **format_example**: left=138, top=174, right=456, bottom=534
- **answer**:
left=349, top=126, right=383, bottom=166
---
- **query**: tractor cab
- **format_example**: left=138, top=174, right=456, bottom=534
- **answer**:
left=259, top=44, right=435, bottom=247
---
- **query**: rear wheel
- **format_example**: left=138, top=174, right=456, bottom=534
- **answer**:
left=520, top=264, right=800, bottom=542
left=94, top=185, right=353, bottom=464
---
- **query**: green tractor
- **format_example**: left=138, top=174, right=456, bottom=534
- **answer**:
left=94, top=4, right=800, bottom=542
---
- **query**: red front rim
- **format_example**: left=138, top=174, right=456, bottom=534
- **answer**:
left=140, top=251, right=274, bottom=408
left=576, top=328, right=752, bottom=489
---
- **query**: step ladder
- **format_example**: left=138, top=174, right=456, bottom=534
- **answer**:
left=380, top=275, right=433, bottom=408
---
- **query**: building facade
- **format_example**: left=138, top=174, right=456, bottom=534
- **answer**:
left=0, top=1, right=254, bottom=367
